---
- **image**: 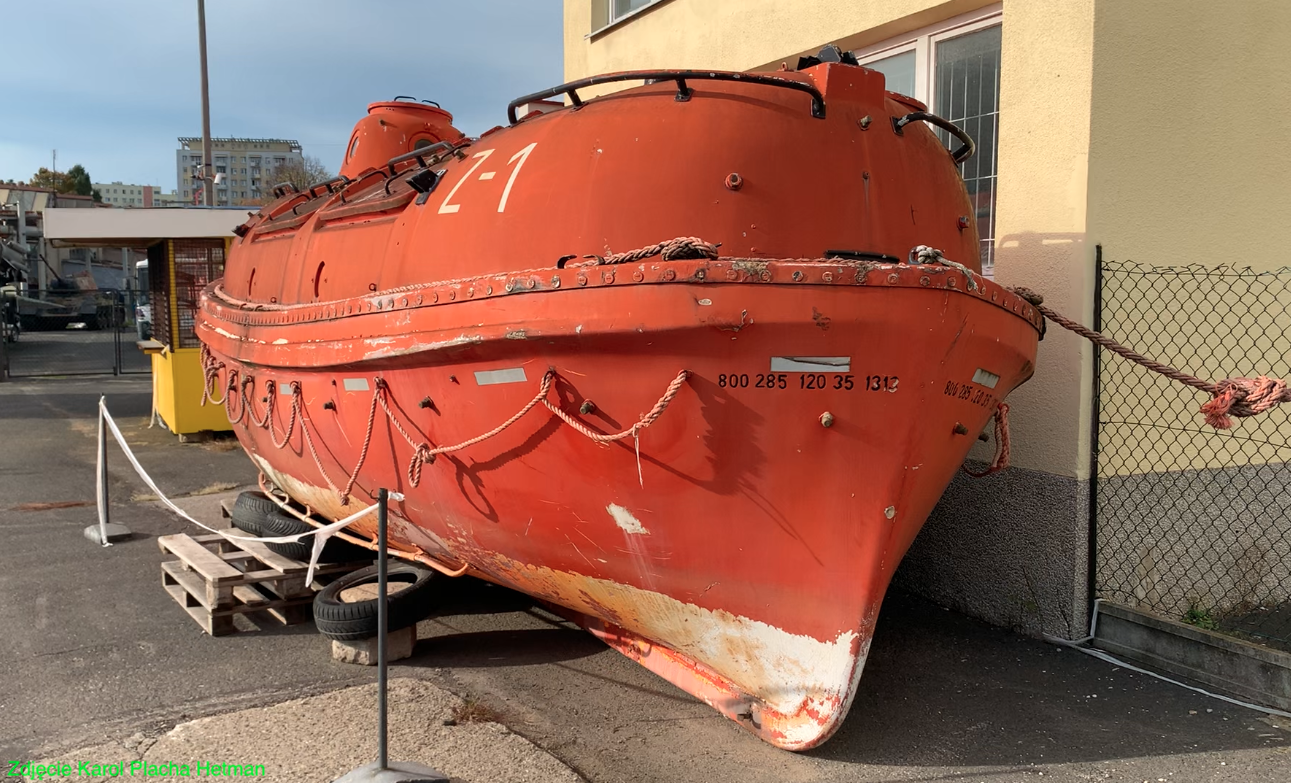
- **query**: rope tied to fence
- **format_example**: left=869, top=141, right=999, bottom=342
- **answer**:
left=1010, top=286, right=1291, bottom=430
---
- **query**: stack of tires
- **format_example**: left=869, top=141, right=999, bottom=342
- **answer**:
left=230, top=491, right=439, bottom=642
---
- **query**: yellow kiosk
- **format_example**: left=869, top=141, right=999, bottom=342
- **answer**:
left=43, top=208, right=241, bottom=436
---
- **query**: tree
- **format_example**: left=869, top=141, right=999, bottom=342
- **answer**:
left=243, top=155, right=334, bottom=205
left=63, top=164, right=94, bottom=197
left=28, top=168, right=63, bottom=190
left=27, top=164, right=99, bottom=199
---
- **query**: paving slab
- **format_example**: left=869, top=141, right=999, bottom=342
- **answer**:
left=32, top=679, right=581, bottom=783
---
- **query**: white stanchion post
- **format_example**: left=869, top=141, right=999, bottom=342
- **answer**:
left=87, top=397, right=132, bottom=546
left=97, top=397, right=110, bottom=546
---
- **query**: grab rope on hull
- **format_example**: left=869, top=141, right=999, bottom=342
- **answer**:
left=199, top=351, right=692, bottom=505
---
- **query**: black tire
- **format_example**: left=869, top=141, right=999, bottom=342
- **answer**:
left=258, top=508, right=372, bottom=563
left=229, top=491, right=277, bottom=537
left=313, top=561, right=438, bottom=641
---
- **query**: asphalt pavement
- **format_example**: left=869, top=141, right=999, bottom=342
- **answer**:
left=1, top=375, right=1288, bottom=782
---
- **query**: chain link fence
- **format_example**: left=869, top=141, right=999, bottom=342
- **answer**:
left=2, top=288, right=150, bottom=377
left=1095, top=260, right=1291, bottom=650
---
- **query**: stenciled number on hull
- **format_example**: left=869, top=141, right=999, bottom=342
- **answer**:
left=943, top=379, right=995, bottom=408
left=716, top=373, right=898, bottom=392
left=438, top=143, right=538, bottom=215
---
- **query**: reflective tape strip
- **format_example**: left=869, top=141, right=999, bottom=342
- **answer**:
left=770, top=356, right=852, bottom=373
left=475, top=367, right=527, bottom=386
left=342, top=378, right=369, bottom=391
left=972, top=368, right=1000, bottom=389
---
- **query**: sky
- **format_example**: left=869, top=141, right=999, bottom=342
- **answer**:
left=0, top=0, right=564, bottom=192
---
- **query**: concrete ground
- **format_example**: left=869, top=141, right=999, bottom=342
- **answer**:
left=2, top=376, right=1290, bottom=782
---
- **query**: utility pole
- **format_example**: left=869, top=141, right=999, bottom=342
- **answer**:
left=197, top=0, right=214, bottom=207
left=51, top=150, right=56, bottom=175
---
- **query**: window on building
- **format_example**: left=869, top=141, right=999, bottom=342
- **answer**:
left=855, top=7, right=1001, bottom=275
left=610, top=0, right=657, bottom=22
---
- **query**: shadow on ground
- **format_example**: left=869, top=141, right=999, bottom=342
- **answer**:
left=2, top=376, right=1287, bottom=783
left=396, top=574, right=1288, bottom=781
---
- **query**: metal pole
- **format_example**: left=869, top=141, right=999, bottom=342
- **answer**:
left=0, top=294, right=8, bottom=382
left=197, top=0, right=214, bottom=207
left=98, top=398, right=110, bottom=542
left=377, top=487, right=389, bottom=771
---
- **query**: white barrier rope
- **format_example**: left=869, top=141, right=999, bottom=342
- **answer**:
left=98, top=398, right=376, bottom=583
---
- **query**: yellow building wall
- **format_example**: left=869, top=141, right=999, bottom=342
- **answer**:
left=1087, top=0, right=1291, bottom=474
left=1088, top=0, right=1291, bottom=273
left=990, top=0, right=1095, bottom=479
left=565, top=0, right=997, bottom=78
left=565, top=0, right=1100, bottom=479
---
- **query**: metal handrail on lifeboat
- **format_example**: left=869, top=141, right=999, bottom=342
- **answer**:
left=507, top=69, right=828, bottom=124
left=892, top=111, right=976, bottom=164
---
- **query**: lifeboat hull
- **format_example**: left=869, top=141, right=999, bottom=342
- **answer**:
left=197, top=60, right=1042, bottom=749
left=199, top=258, right=1039, bottom=750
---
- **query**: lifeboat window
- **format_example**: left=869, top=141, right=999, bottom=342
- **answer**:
left=347, top=134, right=360, bottom=161
left=412, top=138, right=435, bottom=150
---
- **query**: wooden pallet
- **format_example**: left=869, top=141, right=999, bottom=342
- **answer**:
left=158, top=531, right=359, bottom=636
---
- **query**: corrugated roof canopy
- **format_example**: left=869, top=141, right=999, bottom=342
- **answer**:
left=42, top=207, right=242, bottom=248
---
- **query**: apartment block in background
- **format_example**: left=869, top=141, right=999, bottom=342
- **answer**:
left=176, top=137, right=303, bottom=206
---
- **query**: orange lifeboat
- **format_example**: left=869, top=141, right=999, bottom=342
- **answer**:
left=199, top=53, right=1041, bottom=750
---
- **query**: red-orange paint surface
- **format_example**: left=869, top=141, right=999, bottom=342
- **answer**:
left=198, top=62, right=1040, bottom=750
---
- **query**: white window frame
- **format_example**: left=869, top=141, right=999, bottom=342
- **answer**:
left=611, top=0, right=664, bottom=24
left=854, top=4, right=1002, bottom=275
left=851, top=4, right=1002, bottom=106
left=591, top=0, right=669, bottom=37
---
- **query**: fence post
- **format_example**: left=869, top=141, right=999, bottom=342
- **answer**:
left=113, top=291, right=122, bottom=376
left=0, top=311, right=8, bottom=383
left=1087, top=245, right=1103, bottom=613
